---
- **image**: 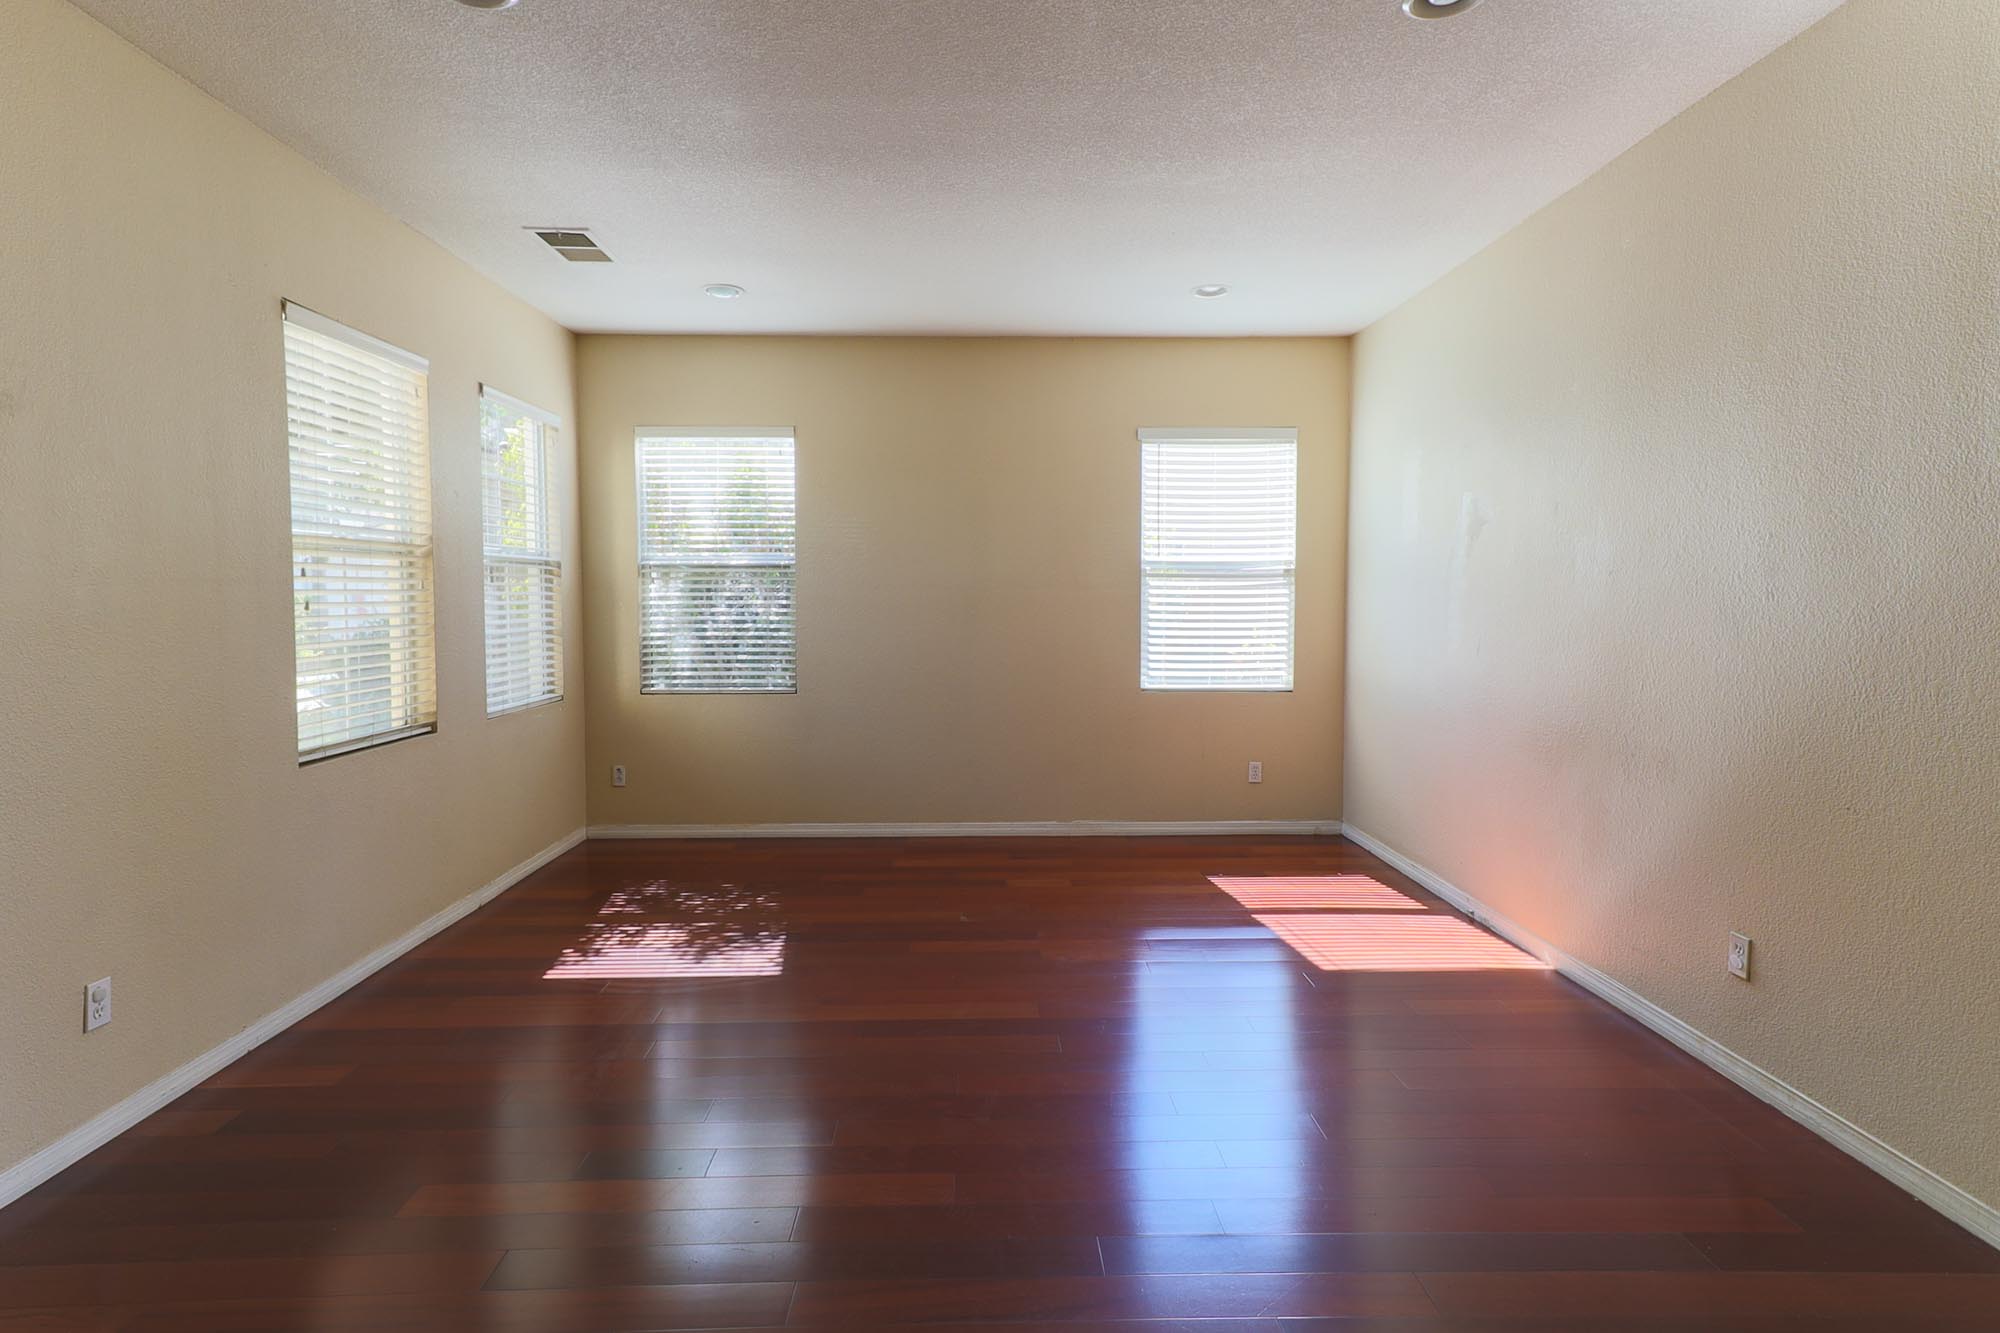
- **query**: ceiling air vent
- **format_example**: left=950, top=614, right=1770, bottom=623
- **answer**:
left=531, top=228, right=612, bottom=262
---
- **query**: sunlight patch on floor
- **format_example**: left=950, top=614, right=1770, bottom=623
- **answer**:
left=1208, top=875, right=1426, bottom=912
left=545, top=884, right=786, bottom=979
left=1253, top=912, right=1549, bottom=972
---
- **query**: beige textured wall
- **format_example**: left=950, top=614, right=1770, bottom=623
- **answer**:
left=579, top=336, right=1347, bottom=826
left=1346, top=0, right=1999, bottom=1209
left=0, top=0, right=584, bottom=1171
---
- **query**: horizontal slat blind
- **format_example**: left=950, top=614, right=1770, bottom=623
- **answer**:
left=1140, top=429, right=1297, bottom=691
left=481, top=391, right=564, bottom=715
left=637, top=431, right=797, bottom=692
left=284, top=305, right=436, bottom=759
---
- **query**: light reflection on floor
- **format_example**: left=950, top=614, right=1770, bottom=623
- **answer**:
left=544, top=884, right=786, bottom=980
left=1125, top=918, right=1315, bottom=1224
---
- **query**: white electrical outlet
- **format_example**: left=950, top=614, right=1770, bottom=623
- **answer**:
left=1247, top=761, right=1263, bottom=784
left=85, top=977, right=112, bottom=1032
left=611, top=765, right=627, bottom=788
left=1727, top=932, right=1752, bottom=981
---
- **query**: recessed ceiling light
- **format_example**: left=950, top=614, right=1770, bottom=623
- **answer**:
left=705, top=283, right=747, bottom=300
left=1192, top=284, right=1229, bottom=299
left=1402, top=0, right=1481, bottom=18
left=457, top=0, right=520, bottom=9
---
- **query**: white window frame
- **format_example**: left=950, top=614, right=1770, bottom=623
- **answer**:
left=1139, top=427, right=1298, bottom=693
left=635, top=427, right=799, bottom=694
left=283, top=301, right=437, bottom=763
left=480, top=386, right=565, bottom=717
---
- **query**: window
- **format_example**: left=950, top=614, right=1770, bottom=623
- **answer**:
left=1139, top=427, right=1297, bottom=691
left=636, top=429, right=797, bottom=693
left=283, top=302, right=436, bottom=761
left=480, top=387, right=564, bottom=715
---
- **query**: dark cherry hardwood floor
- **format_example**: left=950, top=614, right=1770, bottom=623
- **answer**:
left=3, top=836, right=1996, bottom=1331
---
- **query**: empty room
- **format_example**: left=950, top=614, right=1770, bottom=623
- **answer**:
left=2, top=0, right=1996, bottom=1327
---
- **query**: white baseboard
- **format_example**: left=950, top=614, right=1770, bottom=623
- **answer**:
left=0, top=826, right=586, bottom=1213
left=1340, top=821, right=2000, bottom=1251
left=589, top=819, right=1343, bottom=839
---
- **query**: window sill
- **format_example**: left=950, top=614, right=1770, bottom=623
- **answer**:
left=487, top=694, right=564, bottom=719
left=1140, top=685, right=1295, bottom=694
left=299, top=722, right=437, bottom=766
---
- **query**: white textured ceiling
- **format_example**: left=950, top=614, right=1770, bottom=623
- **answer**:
left=71, top=0, right=1845, bottom=335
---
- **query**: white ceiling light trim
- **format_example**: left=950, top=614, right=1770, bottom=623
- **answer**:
left=1403, top=0, right=1482, bottom=19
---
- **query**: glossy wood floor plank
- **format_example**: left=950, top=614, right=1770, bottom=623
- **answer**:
left=1, top=834, right=1991, bottom=1330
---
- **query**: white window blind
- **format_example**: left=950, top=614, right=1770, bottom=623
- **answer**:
left=1140, top=428, right=1297, bottom=691
left=637, top=430, right=797, bottom=693
left=481, top=388, right=564, bottom=716
left=284, top=303, right=437, bottom=761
